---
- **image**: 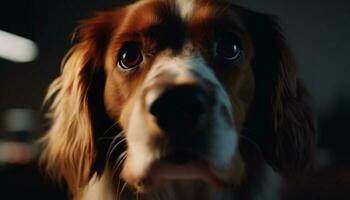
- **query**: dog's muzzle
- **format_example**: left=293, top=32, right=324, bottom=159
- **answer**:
left=121, top=55, right=237, bottom=190
left=148, top=85, right=210, bottom=163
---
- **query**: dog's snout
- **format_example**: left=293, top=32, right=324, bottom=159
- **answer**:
left=149, top=86, right=207, bottom=133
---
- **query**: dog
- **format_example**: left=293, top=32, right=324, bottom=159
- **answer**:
left=40, top=0, right=317, bottom=199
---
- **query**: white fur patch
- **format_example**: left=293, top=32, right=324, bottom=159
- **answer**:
left=145, top=87, right=164, bottom=110
left=126, top=99, right=158, bottom=178
left=81, top=170, right=115, bottom=200
left=176, top=0, right=195, bottom=19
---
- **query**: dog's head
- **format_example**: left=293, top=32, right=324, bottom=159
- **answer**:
left=41, top=0, right=316, bottom=195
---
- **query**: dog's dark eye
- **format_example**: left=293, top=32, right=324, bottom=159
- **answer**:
left=118, top=42, right=143, bottom=70
left=214, top=36, right=243, bottom=63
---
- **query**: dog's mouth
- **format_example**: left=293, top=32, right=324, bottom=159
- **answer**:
left=132, top=158, right=230, bottom=193
left=123, top=148, right=236, bottom=193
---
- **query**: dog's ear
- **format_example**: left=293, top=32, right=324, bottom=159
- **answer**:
left=239, top=7, right=317, bottom=176
left=40, top=11, right=123, bottom=195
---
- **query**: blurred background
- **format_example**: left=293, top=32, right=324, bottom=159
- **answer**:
left=0, top=0, right=349, bottom=199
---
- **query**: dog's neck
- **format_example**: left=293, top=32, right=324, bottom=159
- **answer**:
left=80, top=164, right=281, bottom=200
left=81, top=168, right=216, bottom=200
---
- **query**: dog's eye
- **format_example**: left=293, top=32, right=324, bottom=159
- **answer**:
left=118, top=42, right=143, bottom=70
left=214, top=36, right=243, bottom=63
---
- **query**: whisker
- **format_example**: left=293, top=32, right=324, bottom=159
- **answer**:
left=111, top=150, right=127, bottom=181
left=119, top=182, right=127, bottom=200
left=106, top=130, right=125, bottom=155
left=107, top=130, right=125, bottom=148
left=114, top=151, right=128, bottom=169
left=101, top=121, right=120, bottom=137
left=109, top=130, right=125, bottom=144
left=112, top=152, right=127, bottom=176
left=107, top=137, right=126, bottom=163
left=108, top=136, right=126, bottom=155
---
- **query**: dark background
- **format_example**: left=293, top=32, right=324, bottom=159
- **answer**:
left=0, top=0, right=349, bottom=199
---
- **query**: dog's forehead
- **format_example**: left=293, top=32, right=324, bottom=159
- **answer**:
left=175, top=0, right=196, bottom=19
left=122, top=0, right=228, bottom=33
left=112, top=0, right=241, bottom=53
left=138, top=0, right=211, bottom=20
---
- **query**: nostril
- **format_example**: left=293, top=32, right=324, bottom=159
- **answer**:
left=149, top=86, right=207, bottom=133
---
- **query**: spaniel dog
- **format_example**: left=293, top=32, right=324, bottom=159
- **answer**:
left=40, top=0, right=317, bottom=199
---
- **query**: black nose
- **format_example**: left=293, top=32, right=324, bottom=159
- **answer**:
left=150, top=86, right=207, bottom=133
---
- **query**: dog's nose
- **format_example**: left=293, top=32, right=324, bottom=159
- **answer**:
left=149, top=86, right=207, bottom=133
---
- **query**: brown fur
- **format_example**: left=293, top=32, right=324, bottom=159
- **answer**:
left=40, top=0, right=317, bottom=199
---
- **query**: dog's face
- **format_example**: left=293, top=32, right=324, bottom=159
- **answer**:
left=102, top=0, right=254, bottom=191
left=41, top=0, right=316, bottom=196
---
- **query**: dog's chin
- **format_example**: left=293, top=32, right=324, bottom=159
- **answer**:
left=123, top=159, right=236, bottom=193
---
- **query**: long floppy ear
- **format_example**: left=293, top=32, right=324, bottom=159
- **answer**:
left=40, top=11, right=120, bottom=195
left=240, top=8, right=317, bottom=176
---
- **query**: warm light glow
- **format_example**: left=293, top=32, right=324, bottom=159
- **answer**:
left=0, top=29, right=39, bottom=63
